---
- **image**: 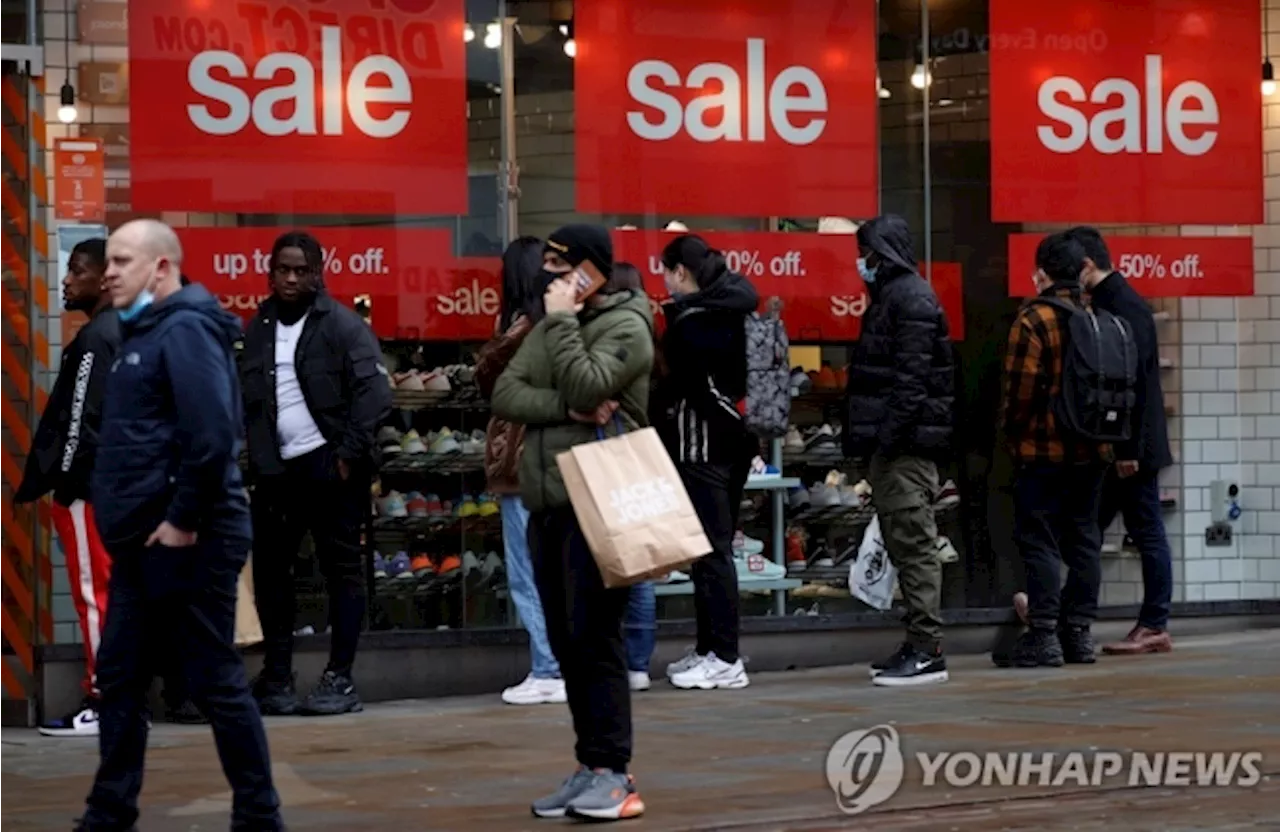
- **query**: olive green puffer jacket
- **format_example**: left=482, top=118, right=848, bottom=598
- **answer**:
left=491, top=290, right=655, bottom=513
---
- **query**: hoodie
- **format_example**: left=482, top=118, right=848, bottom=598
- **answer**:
left=844, top=215, right=956, bottom=461
left=91, top=283, right=252, bottom=548
left=653, top=264, right=760, bottom=466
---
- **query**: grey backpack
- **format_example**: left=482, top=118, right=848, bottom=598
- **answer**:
left=744, top=298, right=791, bottom=439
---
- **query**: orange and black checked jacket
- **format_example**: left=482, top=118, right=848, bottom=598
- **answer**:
left=999, top=286, right=1112, bottom=466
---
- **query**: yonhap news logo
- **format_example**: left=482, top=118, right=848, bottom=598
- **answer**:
left=825, top=724, right=1265, bottom=816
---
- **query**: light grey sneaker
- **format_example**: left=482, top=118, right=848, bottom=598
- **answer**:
left=665, top=647, right=704, bottom=679
left=531, top=767, right=595, bottom=818
left=565, top=771, right=645, bottom=821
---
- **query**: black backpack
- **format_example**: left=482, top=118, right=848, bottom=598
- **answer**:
left=1031, top=298, right=1137, bottom=444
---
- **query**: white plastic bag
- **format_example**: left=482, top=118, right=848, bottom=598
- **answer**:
left=849, top=516, right=897, bottom=611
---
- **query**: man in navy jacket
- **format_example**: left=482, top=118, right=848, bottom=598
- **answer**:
left=75, top=220, right=282, bottom=831
left=1067, top=226, right=1175, bottom=656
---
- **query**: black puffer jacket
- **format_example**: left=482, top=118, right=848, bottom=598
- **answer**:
left=843, top=215, right=955, bottom=461
left=652, top=266, right=760, bottom=466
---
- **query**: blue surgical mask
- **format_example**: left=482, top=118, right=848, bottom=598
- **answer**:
left=857, top=257, right=878, bottom=284
left=118, top=289, right=155, bottom=322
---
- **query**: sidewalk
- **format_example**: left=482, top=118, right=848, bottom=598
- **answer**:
left=3, top=630, right=1277, bottom=831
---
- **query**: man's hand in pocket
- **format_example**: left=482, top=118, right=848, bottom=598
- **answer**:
left=146, top=521, right=197, bottom=548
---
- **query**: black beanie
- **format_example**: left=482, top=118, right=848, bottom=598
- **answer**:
left=545, top=223, right=613, bottom=277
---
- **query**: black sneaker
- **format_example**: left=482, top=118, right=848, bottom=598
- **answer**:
left=1060, top=625, right=1097, bottom=664
left=166, top=698, right=208, bottom=725
left=868, top=642, right=913, bottom=678
left=871, top=644, right=948, bottom=687
left=1012, top=629, right=1065, bottom=668
left=298, top=670, right=363, bottom=716
left=252, top=672, right=299, bottom=716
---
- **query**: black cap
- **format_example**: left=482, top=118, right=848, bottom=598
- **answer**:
left=545, top=223, right=613, bottom=277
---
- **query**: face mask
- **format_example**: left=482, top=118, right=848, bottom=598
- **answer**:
left=118, top=289, right=155, bottom=322
left=663, top=269, right=685, bottom=298
left=857, top=257, right=878, bottom=284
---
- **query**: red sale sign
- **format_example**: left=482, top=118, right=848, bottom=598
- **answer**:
left=989, top=0, right=1263, bottom=224
left=129, top=0, right=468, bottom=215
left=575, top=0, right=878, bottom=218
left=613, top=230, right=964, bottom=341
left=1006, top=234, right=1254, bottom=297
left=177, top=227, right=500, bottom=340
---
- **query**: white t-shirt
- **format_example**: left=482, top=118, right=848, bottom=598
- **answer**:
left=275, top=315, right=327, bottom=461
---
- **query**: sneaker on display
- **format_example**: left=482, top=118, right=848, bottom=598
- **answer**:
left=784, top=426, right=805, bottom=452
left=460, top=429, right=486, bottom=454
left=736, top=551, right=786, bottom=581
left=809, top=484, right=842, bottom=507
left=298, top=670, right=363, bottom=716
left=934, top=536, right=959, bottom=564
left=429, top=427, right=462, bottom=455
left=405, top=491, right=429, bottom=518
left=803, top=424, right=838, bottom=451
left=746, top=456, right=781, bottom=482
left=377, top=425, right=403, bottom=457
left=839, top=485, right=863, bottom=507
left=400, top=429, right=428, bottom=455
left=565, top=771, right=646, bottom=821
left=37, top=700, right=99, bottom=737
left=628, top=671, right=652, bottom=691
left=387, top=551, right=414, bottom=581
left=502, top=674, right=567, bottom=705
left=424, top=493, right=444, bottom=515
left=805, top=546, right=835, bottom=569
left=372, top=551, right=388, bottom=580
left=476, top=493, right=500, bottom=516
left=935, top=479, right=960, bottom=509
left=378, top=491, right=408, bottom=518
left=457, top=494, right=480, bottom=518
left=788, top=486, right=811, bottom=509
left=731, top=531, right=764, bottom=555
left=665, top=647, right=705, bottom=679
left=410, top=552, right=435, bottom=578
left=670, top=653, right=750, bottom=690
left=870, top=644, right=948, bottom=687
left=397, top=372, right=426, bottom=392
left=422, top=371, right=451, bottom=392
left=531, top=767, right=596, bottom=818
left=789, top=367, right=812, bottom=397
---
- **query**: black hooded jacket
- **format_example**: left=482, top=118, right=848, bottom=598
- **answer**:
left=844, top=216, right=956, bottom=461
left=1088, top=271, right=1173, bottom=471
left=91, top=284, right=252, bottom=548
left=652, top=264, right=760, bottom=466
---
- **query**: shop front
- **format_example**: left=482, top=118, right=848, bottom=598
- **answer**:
left=6, top=0, right=1280, bottom=716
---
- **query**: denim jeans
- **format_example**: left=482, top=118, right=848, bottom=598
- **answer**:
left=501, top=495, right=560, bottom=678
left=625, top=581, right=656, bottom=673
left=1098, top=468, right=1174, bottom=630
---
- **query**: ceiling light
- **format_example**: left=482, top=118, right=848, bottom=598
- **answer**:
left=910, top=63, right=932, bottom=90
left=559, top=24, right=569, bottom=36
left=564, top=38, right=577, bottom=58
left=483, top=22, right=501, bottom=49
left=463, top=24, right=475, bottom=43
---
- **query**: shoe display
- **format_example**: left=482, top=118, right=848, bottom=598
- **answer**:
left=502, top=673, right=567, bottom=705
left=814, top=363, right=838, bottom=389
left=37, top=699, right=99, bottom=737
left=809, top=483, right=842, bottom=507
left=436, top=553, right=463, bottom=575
left=789, top=367, right=813, bottom=397
left=298, top=670, right=363, bottom=716
left=422, top=371, right=451, bottom=392
left=378, top=491, right=408, bottom=518
left=732, top=531, right=765, bottom=555
left=565, top=771, right=645, bottom=821
left=429, top=427, right=462, bottom=455
left=457, top=494, right=480, bottom=518
left=784, top=426, right=805, bottom=452
left=670, top=653, right=750, bottom=690
left=373, top=551, right=388, bottom=580
left=410, top=553, right=435, bottom=577
left=400, top=429, right=428, bottom=455
left=788, top=486, right=811, bottom=509
left=397, top=371, right=426, bottom=391
left=476, top=493, right=500, bottom=516
left=460, top=429, right=486, bottom=454
left=735, top=551, right=787, bottom=581
left=746, top=456, right=781, bottom=482
left=387, top=551, right=414, bottom=581
left=377, top=425, right=403, bottom=457
left=803, top=424, right=839, bottom=451
left=405, top=491, right=429, bottom=518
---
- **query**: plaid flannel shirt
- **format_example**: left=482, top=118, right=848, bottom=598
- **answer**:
left=1000, top=286, right=1110, bottom=466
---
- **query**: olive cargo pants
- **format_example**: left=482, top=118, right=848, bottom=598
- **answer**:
left=869, top=452, right=944, bottom=650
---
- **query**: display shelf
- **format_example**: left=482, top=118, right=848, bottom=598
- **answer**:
left=391, top=389, right=490, bottom=411
left=782, top=447, right=847, bottom=467
left=372, top=512, right=502, bottom=536
left=653, top=577, right=801, bottom=597
left=744, top=476, right=802, bottom=491
left=381, top=452, right=486, bottom=475
left=790, top=502, right=876, bottom=526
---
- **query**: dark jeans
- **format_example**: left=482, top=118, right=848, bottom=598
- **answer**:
left=252, top=445, right=368, bottom=680
left=683, top=462, right=748, bottom=664
left=1014, top=462, right=1107, bottom=630
left=82, top=541, right=281, bottom=831
left=529, top=506, right=631, bottom=773
left=1098, top=468, right=1174, bottom=629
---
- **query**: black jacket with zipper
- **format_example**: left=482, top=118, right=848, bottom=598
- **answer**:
left=239, top=292, right=392, bottom=480
left=16, top=305, right=120, bottom=504
left=843, top=215, right=956, bottom=462
left=652, top=266, right=760, bottom=466
left=1088, top=271, right=1173, bottom=471
left=15, top=307, right=121, bottom=507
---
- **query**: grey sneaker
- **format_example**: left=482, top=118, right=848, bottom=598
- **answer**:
left=565, top=771, right=645, bottom=821
left=531, top=767, right=595, bottom=818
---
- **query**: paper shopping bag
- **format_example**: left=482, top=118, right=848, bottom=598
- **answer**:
left=558, top=427, right=712, bottom=588
left=235, top=554, right=263, bottom=648
left=848, top=515, right=898, bottom=611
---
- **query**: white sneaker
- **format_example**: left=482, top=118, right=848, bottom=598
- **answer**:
left=38, top=704, right=99, bottom=737
left=670, top=653, right=750, bottom=690
left=628, top=671, right=651, bottom=691
left=665, top=647, right=704, bottom=679
left=501, top=674, right=567, bottom=705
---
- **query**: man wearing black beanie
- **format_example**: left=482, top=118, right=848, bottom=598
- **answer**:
left=544, top=223, right=614, bottom=278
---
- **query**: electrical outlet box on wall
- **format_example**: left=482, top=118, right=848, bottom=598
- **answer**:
left=1205, top=522, right=1233, bottom=547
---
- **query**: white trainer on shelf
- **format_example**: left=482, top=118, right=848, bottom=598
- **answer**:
left=501, top=674, right=567, bottom=705
left=669, top=653, right=750, bottom=690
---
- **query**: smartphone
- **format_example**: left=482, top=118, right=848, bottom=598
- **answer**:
left=570, top=259, right=608, bottom=303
